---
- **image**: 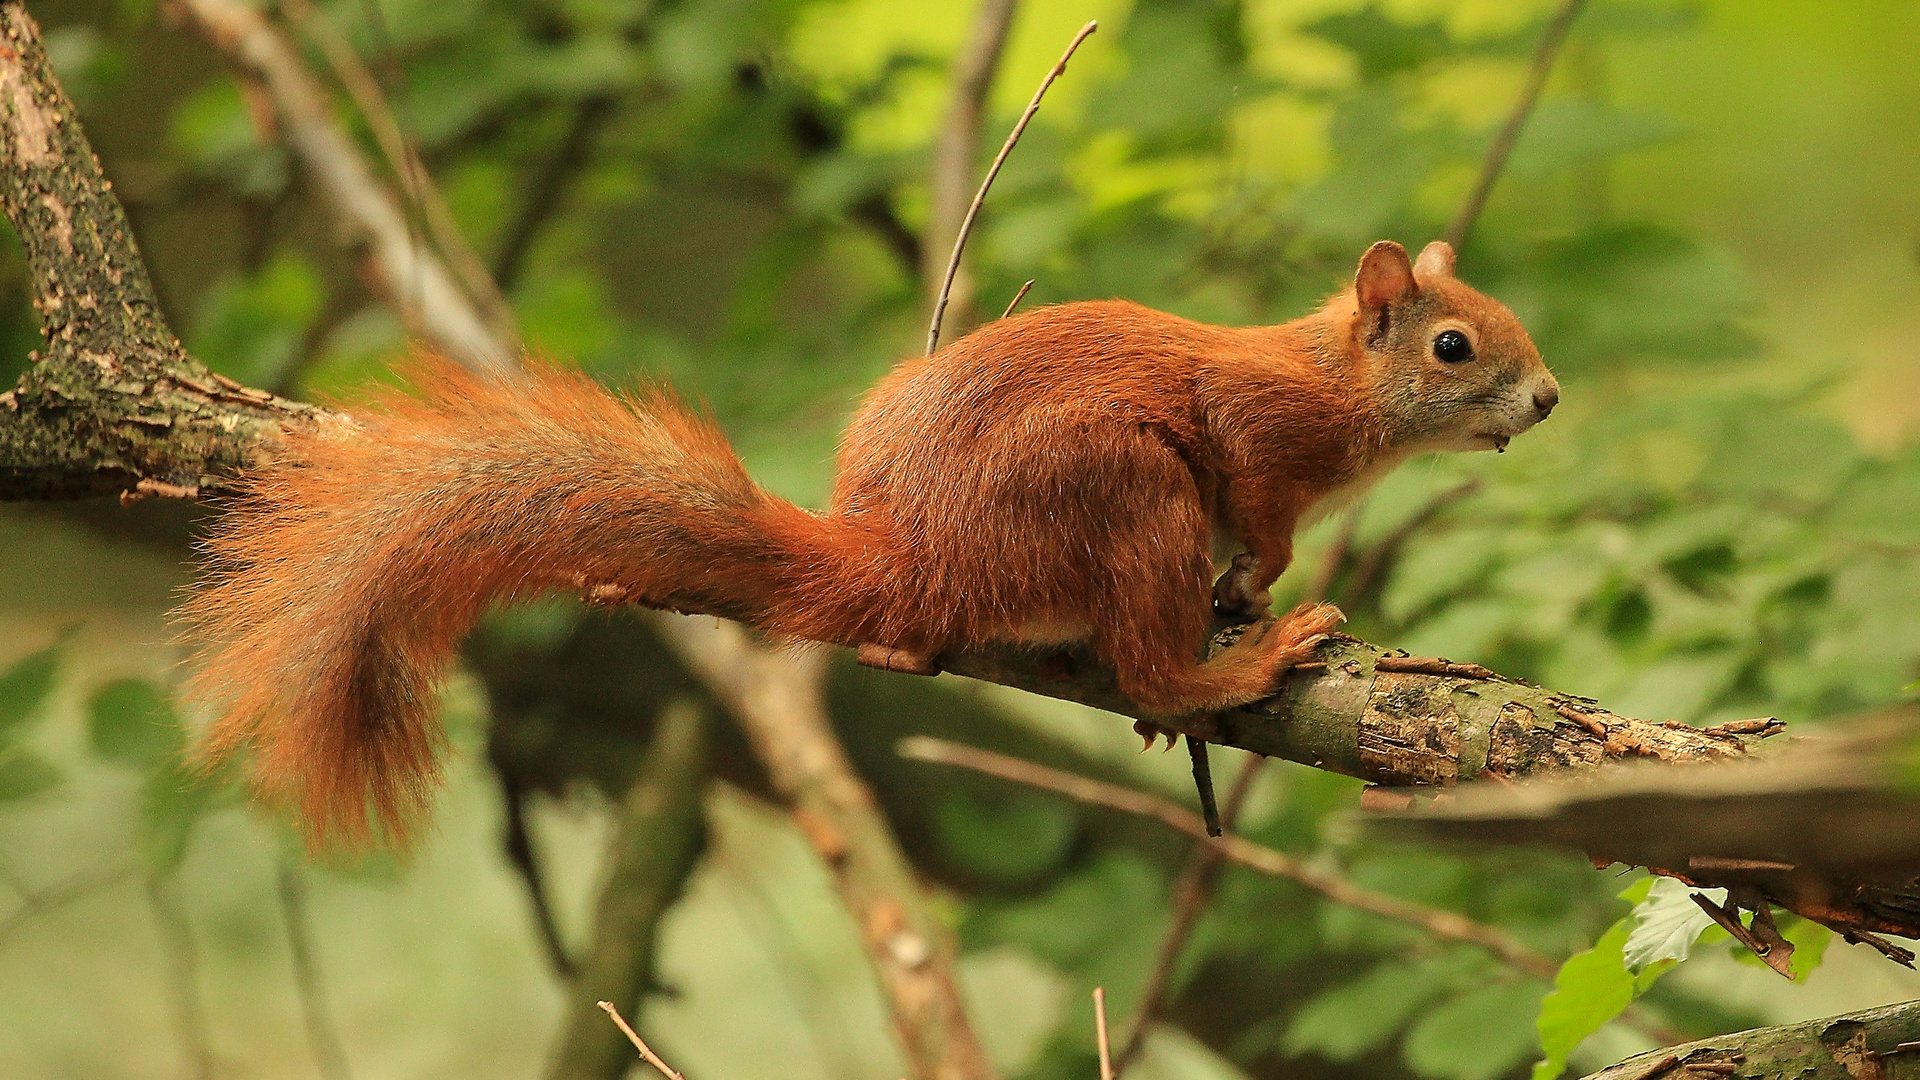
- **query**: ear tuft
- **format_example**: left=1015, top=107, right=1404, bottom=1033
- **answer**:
left=1414, top=240, right=1456, bottom=279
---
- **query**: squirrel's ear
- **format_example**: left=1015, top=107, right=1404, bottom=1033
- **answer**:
left=1355, top=241, right=1416, bottom=344
left=1414, top=240, right=1456, bottom=278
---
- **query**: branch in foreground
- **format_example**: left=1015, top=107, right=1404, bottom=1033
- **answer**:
left=898, top=736, right=1561, bottom=980
left=1581, top=1000, right=1920, bottom=1080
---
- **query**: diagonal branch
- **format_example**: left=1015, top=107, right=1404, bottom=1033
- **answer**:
left=168, top=0, right=513, bottom=371
left=1443, top=0, right=1590, bottom=249
left=654, top=618, right=997, bottom=1080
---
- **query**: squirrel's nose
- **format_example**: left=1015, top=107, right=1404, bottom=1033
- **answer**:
left=1532, top=387, right=1559, bottom=419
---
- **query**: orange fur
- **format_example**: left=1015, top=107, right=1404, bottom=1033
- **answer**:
left=183, top=240, right=1557, bottom=846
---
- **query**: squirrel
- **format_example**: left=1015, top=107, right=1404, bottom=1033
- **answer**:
left=182, top=238, right=1558, bottom=845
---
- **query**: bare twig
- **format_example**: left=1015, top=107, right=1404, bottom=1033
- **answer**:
left=1093, top=987, right=1115, bottom=1080
left=926, top=20, right=1096, bottom=354
left=925, top=0, right=1022, bottom=307
left=549, top=703, right=710, bottom=1080
left=1443, top=0, right=1591, bottom=249
left=276, top=0, right=517, bottom=338
left=171, top=0, right=513, bottom=370
left=898, top=736, right=1560, bottom=979
left=1000, top=279, right=1034, bottom=319
left=500, top=779, right=579, bottom=981
left=146, top=874, right=216, bottom=1080
left=277, top=862, right=354, bottom=1080
left=596, top=1000, right=685, bottom=1080
left=491, top=93, right=620, bottom=291
left=1115, top=756, right=1263, bottom=1073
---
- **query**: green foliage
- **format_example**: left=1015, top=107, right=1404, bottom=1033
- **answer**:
left=87, top=679, right=220, bottom=874
left=0, top=637, right=67, bottom=804
left=4, top=0, right=1916, bottom=1077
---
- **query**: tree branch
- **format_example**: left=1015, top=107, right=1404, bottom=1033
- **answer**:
left=168, top=0, right=513, bottom=371
left=0, top=2, right=327, bottom=501
left=544, top=701, right=710, bottom=1080
left=898, top=736, right=1562, bottom=979
left=653, top=616, right=997, bottom=1080
left=1443, top=0, right=1590, bottom=250
left=1581, top=1001, right=1920, bottom=1080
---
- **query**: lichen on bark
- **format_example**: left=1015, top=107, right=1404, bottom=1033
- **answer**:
left=0, top=2, right=329, bottom=502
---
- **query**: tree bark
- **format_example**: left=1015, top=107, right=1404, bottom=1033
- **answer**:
left=0, top=3, right=327, bottom=501
left=1582, top=1000, right=1920, bottom=1080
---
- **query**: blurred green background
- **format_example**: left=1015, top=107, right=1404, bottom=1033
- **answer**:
left=2, top=0, right=1918, bottom=1078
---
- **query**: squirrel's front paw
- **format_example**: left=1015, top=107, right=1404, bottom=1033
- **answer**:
left=1212, top=553, right=1272, bottom=623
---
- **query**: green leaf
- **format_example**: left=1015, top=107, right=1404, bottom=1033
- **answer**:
left=1622, top=878, right=1718, bottom=972
left=0, top=639, right=64, bottom=743
left=0, top=749, right=63, bottom=802
left=1283, top=955, right=1455, bottom=1061
left=1531, top=878, right=1664, bottom=1080
left=88, top=679, right=184, bottom=767
left=138, top=759, right=213, bottom=875
left=1403, top=979, right=1549, bottom=1080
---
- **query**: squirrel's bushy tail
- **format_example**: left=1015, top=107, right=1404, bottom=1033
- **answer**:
left=182, top=360, right=835, bottom=847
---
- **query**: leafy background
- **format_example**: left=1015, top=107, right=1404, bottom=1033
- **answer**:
left=1, top=0, right=1918, bottom=1079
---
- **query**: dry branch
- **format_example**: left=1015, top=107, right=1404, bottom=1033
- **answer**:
left=169, top=0, right=512, bottom=371
left=655, top=618, right=996, bottom=1080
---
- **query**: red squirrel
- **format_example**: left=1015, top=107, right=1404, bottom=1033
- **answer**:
left=183, top=239, right=1557, bottom=843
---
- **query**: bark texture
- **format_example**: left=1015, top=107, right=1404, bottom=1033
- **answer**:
left=1582, top=1000, right=1920, bottom=1080
left=0, top=3, right=327, bottom=501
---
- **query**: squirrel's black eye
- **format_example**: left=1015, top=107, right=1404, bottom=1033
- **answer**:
left=1432, top=329, right=1474, bottom=363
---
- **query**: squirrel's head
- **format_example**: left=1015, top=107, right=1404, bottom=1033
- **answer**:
left=1347, top=239, right=1558, bottom=454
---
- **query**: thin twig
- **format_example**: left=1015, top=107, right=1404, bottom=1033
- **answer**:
left=1115, top=756, right=1263, bottom=1074
left=0, top=862, right=134, bottom=950
left=925, top=0, right=1022, bottom=301
left=147, top=874, right=216, bottom=1080
left=1443, top=0, right=1591, bottom=249
left=1093, top=987, right=1114, bottom=1080
left=277, top=862, right=354, bottom=1080
left=597, top=1000, right=685, bottom=1080
left=1342, top=479, right=1481, bottom=611
left=492, top=93, right=621, bottom=291
left=898, top=736, right=1559, bottom=979
left=926, top=20, right=1096, bottom=354
left=275, top=0, right=516, bottom=337
left=499, top=779, right=579, bottom=981
left=1000, top=279, right=1034, bottom=319
left=1306, top=503, right=1361, bottom=602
